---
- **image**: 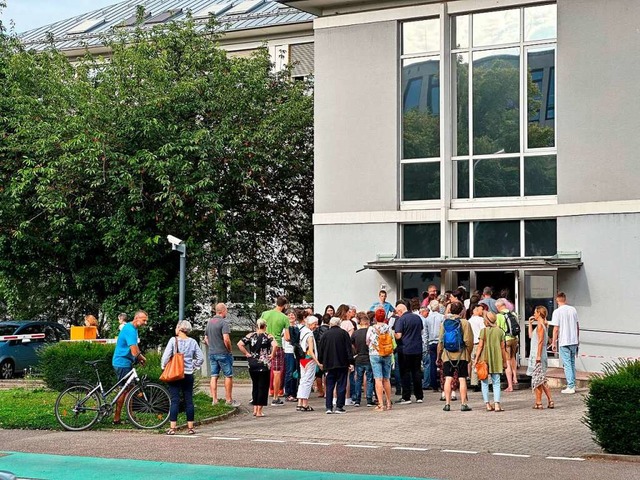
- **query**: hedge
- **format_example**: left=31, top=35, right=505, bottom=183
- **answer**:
left=39, top=342, right=163, bottom=392
left=583, top=360, right=640, bottom=455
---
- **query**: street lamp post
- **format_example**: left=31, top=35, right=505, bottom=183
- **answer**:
left=167, top=235, right=186, bottom=322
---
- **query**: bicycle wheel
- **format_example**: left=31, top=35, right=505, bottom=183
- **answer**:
left=125, top=382, right=171, bottom=429
left=55, top=385, right=101, bottom=431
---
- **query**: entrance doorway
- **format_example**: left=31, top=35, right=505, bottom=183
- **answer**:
left=475, top=271, right=516, bottom=305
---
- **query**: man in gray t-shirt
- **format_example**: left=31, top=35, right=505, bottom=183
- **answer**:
left=204, top=303, right=239, bottom=406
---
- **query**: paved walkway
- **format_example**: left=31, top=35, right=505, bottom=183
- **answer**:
left=198, top=382, right=599, bottom=458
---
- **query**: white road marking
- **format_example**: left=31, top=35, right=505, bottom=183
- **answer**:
left=392, top=447, right=429, bottom=452
left=492, top=453, right=531, bottom=458
left=345, top=444, right=380, bottom=449
left=299, top=441, right=332, bottom=446
left=208, top=436, right=241, bottom=441
left=253, top=439, right=286, bottom=443
left=441, top=449, right=478, bottom=454
left=171, top=434, right=200, bottom=438
left=546, top=456, right=585, bottom=461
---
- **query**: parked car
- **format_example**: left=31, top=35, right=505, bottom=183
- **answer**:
left=0, top=321, right=69, bottom=379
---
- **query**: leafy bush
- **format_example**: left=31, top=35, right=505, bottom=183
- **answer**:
left=583, top=359, right=640, bottom=455
left=39, top=342, right=162, bottom=392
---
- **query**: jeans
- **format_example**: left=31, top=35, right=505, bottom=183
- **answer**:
left=422, top=350, right=430, bottom=388
left=284, top=353, right=298, bottom=397
left=481, top=373, right=502, bottom=404
left=427, top=343, right=439, bottom=389
left=399, top=352, right=423, bottom=401
left=167, top=373, right=195, bottom=422
left=353, top=363, right=374, bottom=404
left=325, top=368, right=348, bottom=411
left=559, top=344, right=578, bottom=388
left=349, top=370, right=356, bottom=402
left=392, top=352, right=402, bottom=393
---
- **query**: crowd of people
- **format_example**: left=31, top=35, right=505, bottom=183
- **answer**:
left=110, top=287, right=580, bottom=433
left=215, top=287, right=580, bottom=417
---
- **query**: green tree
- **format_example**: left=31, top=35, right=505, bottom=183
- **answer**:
left=0, top=15, right=313, bottom=344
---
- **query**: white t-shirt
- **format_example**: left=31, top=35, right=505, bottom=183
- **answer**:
left=468, top=315, right=485, bottom=344
left=550, top=304, right=579, bottom=347
left=282, top=325, right=295, bottom=354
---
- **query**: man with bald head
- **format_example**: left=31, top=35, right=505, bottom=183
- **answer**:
left=205, top=303, right=239, bottom=406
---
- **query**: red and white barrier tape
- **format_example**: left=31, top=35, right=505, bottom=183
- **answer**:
left=0, top=333, right=45, bottom=341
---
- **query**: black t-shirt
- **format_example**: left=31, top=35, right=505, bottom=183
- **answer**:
left=352, top=328, right=370, bottom=365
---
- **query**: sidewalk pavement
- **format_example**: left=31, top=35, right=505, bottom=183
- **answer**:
left=198, top=382, right=599, bottom=458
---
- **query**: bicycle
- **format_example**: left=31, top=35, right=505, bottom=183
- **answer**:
left=54, top=359, right=171, bottom=431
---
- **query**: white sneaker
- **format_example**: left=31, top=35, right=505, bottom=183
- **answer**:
left=561, top=387, right=576, bottom=394
left=345, top=399, right=354, bottom=406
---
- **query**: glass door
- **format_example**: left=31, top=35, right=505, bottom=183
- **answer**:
left=523, top=271, right=559, bottom=367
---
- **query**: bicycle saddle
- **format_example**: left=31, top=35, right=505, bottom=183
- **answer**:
left=84, top=360, right=104, bottom=366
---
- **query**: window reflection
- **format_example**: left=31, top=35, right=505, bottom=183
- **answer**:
left=473, top=48, right=520, bottom=155
left=472, top=9, right=520, bottom=47
left=403, top=18, right=440, bottom=54
left=525, top=219, right=557, bottom=256
left=402, top=162, right=440, bottom=201
left=453, top=15, right=469, bottom=49
left=456, top=222, right=470, bottom=257
left=527, top=47, right=555, bottom=148
left=454, top=160, right=469, bottom=198
left=473, top=157, right=520, bottom=197
left=524, top=4, right=557, bottom=42
left=524, top=155, right=556, bottom=196
left=474, top=221, right=520, bottom=257
left=452, top=53, right=469, bottom=156
left=402, top=272, right=441, bottom=299
left=402, top=57, right=440, bottom=159
left=403, top=224, right=441, bottom=259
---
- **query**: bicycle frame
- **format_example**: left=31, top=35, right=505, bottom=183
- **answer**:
left=83, top=367, right=140, bottom=410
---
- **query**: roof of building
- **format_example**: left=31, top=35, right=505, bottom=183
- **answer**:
left=19, top=0, right=315, bottom=52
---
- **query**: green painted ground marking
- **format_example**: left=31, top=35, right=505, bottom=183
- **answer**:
left=0, top=452, right=433, bottom=480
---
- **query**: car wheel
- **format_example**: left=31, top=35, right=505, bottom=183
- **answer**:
left=0, top=360, right=15, bottom=379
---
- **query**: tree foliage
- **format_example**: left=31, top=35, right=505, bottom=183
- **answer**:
left=0, top=13, right=313, bottom=345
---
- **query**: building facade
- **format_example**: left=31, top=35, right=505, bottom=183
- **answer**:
left=291, top=0, right=640, bottom=372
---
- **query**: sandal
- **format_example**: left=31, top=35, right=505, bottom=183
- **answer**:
left=386, top=402, right=393, bottom=411
left=301, top=405, right=314, bottom=411
left=166, top=428, right=176, bottom=435
left=374, top=404, right=385, bottom=411
left=486, top=403, right=495, bottom=412
left=188, top=428, right=196, bottom=435
left=547, top=401, right=555, bottom=409
left=494, top=403, right=504, bottom=412
left=533, top=404, right=544, bottom=409
left=296, top=406, right=303, bottom=411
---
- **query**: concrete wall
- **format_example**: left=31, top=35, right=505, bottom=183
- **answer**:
left=314, top=22, right=399, bottom=214
left=314, top=223, right=398, bottom=312
left=558, top=213, right=640, bottom=371
left=557, top=0, right=640, bottom=204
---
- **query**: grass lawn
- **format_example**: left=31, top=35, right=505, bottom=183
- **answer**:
left=0, top=388, right=233, bottom=431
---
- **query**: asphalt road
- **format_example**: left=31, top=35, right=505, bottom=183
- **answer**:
left=0, top=428, right=638, bottom=480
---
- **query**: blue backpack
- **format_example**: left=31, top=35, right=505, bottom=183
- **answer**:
left=442, top=318, right=464, bottom=352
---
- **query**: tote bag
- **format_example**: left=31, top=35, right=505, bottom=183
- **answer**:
left=160, top=336, right=185, bottom=382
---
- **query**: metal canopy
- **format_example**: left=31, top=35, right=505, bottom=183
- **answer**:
left=365, top=253, right=583, bottom=271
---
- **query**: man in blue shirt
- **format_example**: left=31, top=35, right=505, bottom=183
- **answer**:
left=112, top=310, right=148, bottom=424
left=369, top=290, right=395, bottom=318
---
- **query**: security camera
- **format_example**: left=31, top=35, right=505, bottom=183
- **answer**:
left=167, top=235, right=183, bottom=246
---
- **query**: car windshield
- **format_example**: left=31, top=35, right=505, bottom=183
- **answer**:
left=0, top=325, right=18, bottom=338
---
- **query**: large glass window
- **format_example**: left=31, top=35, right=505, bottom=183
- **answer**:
left=401, top=19, right=441, bottom=202
left=452, top=4, right=557, bottom=200
left=401, top=272, right=441, bottom=299
left=455, top=219, right=557, bottom=257
left=402, top=223, right=441, bottom=258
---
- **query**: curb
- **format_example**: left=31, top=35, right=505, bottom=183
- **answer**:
left=583, top=453, right=640, bottom=463
left=179, top=406, right=241, bottom=431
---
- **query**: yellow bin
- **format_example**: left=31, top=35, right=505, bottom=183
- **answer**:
left=70, top=326, right=97, bottom=340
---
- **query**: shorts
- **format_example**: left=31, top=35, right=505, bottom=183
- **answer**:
left=114, top=366, right=132, bottom=381
left=210, top=353, right=234, bottom=377
left=505, top=338, right=519, bottom=359
left=271, top=347, right=285, bottom=373
left=370, top=354, right=392, bottom=379
left=443, top=360, right=469, bottom=378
